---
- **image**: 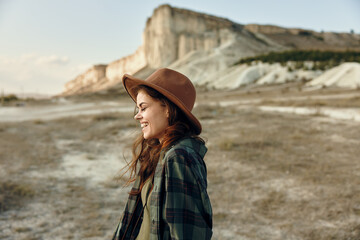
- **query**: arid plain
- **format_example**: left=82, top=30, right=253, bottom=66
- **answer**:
left=1, top=83, right=360, bottom=240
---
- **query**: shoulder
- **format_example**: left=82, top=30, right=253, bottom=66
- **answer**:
left=163, top=137, right=208, bottom=187
left=164, top=137, right=206, bottom=165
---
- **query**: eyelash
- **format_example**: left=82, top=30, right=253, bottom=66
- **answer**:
left=136, top=107, right=146, bottom=114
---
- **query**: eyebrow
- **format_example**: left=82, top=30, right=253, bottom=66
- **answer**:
left=137, top=102, right=147, bottom=108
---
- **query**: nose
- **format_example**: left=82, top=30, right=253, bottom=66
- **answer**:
left=134, top=111, right=141, bottom=120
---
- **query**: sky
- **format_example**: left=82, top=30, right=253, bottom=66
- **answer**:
left=0, top=0, right=359, bottom=96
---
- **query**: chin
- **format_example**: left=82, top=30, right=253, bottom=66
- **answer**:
left=143, top=134, right=160, bottom=141
left=143, top=130, right=163, bottom=141
left=143, top=133, right=152, bottom=140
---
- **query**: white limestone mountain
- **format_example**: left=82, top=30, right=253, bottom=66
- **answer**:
left=307, top=62, right=360, bottom=89
left=62, top=4, right=360, bottom=96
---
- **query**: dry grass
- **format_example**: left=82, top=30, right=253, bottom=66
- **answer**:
left=0, top=112, right=132, bottom=239
left=193, top=104, right=225, bottom=120
left=200, top=102, right=360, bottom=239
left=259, top=96, right=360, bottom=108
left=1, top=87, right=360, bottom=239
left=0, top=181, right=34, bottom=212
left=0, top=122, right=61, bottom=173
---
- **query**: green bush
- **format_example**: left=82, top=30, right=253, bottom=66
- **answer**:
left=2, top=94, right=19, bottom=102
left=0, top=181, right=34, bottom=212
left=234, top=50, right=360, bottom=69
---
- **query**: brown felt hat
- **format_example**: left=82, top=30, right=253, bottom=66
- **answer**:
left=122, top=68, right=202, bottom=135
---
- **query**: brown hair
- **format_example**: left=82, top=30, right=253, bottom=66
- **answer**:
left=121, top=85, right=203, bottom=195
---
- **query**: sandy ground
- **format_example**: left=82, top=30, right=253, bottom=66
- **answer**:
left=1, top=85, right=360, bottom=239
left=0, top=101, right=133, bottom=122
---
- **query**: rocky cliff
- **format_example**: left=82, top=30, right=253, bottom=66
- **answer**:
left=142, top=5, right=281, bottom=67
left=62, top=4, right=283, bottom=95
left=64, top=64, right=107, bottom=95
left=62, top=4, right=360, bottom=96
left=245, top=24, right=360, bottom=51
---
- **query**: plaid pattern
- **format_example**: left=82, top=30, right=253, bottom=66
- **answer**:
left=113, top=137, right=213, bottom=240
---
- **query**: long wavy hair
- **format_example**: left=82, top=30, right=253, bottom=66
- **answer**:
left=121, top=85, right=203, bottom=195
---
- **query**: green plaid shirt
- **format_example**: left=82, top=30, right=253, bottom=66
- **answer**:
left=113, top=137, right=213, bottom=240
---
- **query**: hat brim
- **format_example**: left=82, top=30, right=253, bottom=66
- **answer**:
left=122, top=74, right=202, bottom=135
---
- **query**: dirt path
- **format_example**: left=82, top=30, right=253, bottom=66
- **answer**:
left=1, top=88, right=360, bottom=239
left=0, top=101, right=133, bottom=122
left=0, top=112, right=136, bottom=239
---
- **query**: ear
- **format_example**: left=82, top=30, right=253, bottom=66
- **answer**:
left=166, top=110, right=169, bottom=118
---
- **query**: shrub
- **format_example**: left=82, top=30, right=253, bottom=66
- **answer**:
left=2, top=94, right=19, bottom=102
left=234, top=50, right=360, bottom=69
left=218, top=138, right=239, bottom=151
left=0, top=181, right=34, bottom=212
left=92, top=113, right=119, bottom=121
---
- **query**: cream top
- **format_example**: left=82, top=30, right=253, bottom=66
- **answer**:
left=136, top=178, right=153, bottom=240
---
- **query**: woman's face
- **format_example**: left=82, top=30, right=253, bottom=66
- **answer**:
left=134, top=90, right=169, bottom=141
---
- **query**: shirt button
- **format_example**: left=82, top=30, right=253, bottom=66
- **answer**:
left=152, top=219, right=155, bottom=224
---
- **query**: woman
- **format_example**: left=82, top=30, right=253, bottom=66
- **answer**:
left=113, top=68, right=213, bottom=240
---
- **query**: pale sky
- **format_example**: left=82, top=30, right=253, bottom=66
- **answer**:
left=0, top=0, right=359, bottom=95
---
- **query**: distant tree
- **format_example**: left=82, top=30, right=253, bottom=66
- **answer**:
left=295, top=61, right=303, bottom=69
left=298, top=30, right=312, bottom=37
left=350, top=29, right=354, bottom=34
left=234, top=50, right=360, bottom=67
left=4, top=94, right=18, bottom=102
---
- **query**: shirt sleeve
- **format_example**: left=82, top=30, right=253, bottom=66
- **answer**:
left=163, top=148, right=212, bottom=240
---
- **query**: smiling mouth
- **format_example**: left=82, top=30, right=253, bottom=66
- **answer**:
left=141, top=123, right=149, bottom=129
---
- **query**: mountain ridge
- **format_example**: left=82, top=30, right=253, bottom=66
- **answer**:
left=61, top=4, right=360, bottom=96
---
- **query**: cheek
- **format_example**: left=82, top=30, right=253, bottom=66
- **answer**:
left=160, top=117, right=169, bottom=129
left=154, top=112, right=169, bottom=130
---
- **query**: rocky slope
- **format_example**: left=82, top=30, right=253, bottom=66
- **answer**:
left=307, top=62, right=360, bottom=89
left=62, top=4, right=360, bottom=96
left=245, top=24, right=360, bottom=51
